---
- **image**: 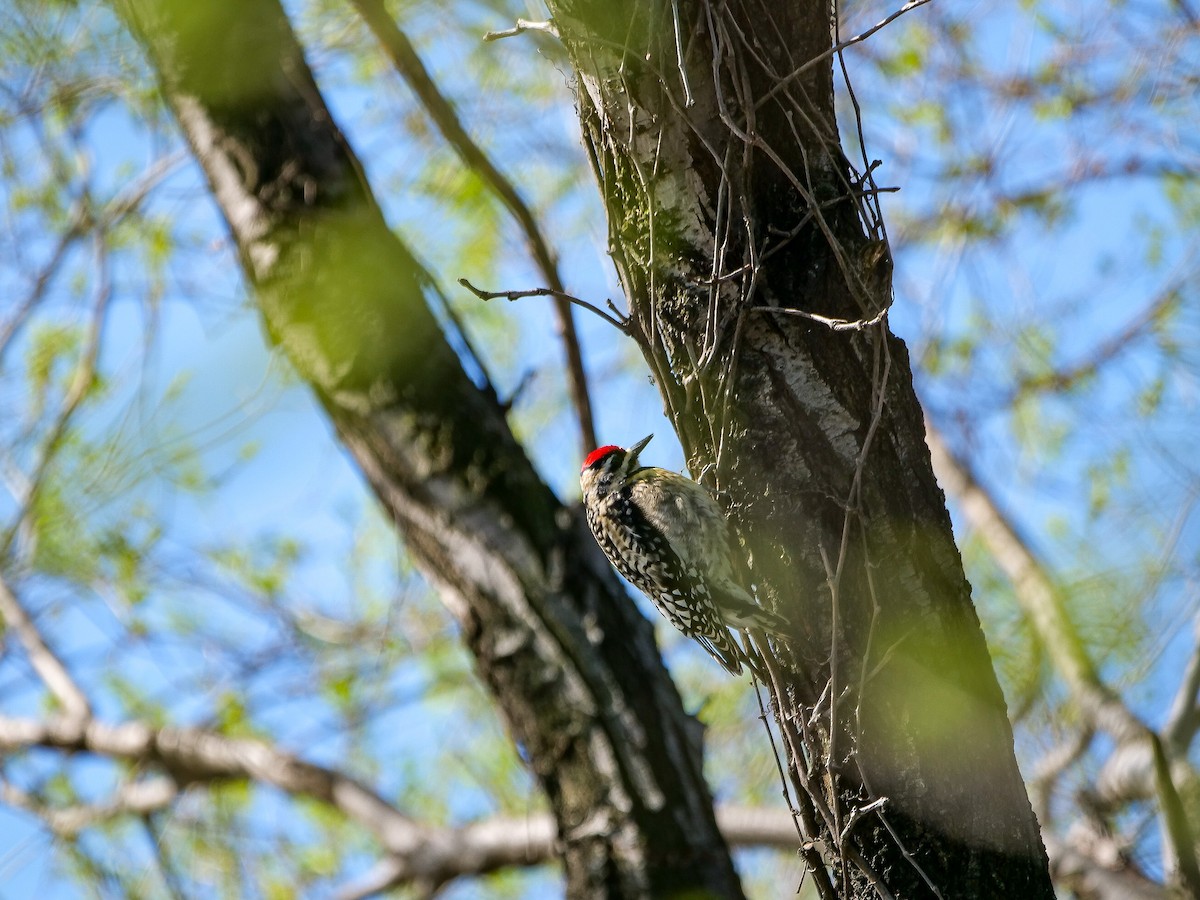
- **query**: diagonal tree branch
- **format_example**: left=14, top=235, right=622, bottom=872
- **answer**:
left=111, top=1, right=745, bottom=896
left=0, top=711, right=799, bottom=896
left=925, top=420, right=1200, bottom=894
left=0, top=713, right=552, bottom=884
left=2, top=710, right=1169, bottom=900
left=1, top=774, right=177, bottom=837
left=1010, top=270, right=1188, bottom=400
left=0, top=574, right=92, bottom=723
left=1044, top=831, right=1171, bottom=900
left=348, top=0, right=597, bottom=453
left=1, top=231, right=113, bottom=559
left=548, top=0, right=1054, bottom=894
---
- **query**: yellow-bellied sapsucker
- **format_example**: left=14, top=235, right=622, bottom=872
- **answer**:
left=580, top=434, right=788, bottom=674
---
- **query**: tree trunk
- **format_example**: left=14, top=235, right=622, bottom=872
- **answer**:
left=548, top=0, right=1055, bottom=896
left=114, top=0, right=744, bottom=896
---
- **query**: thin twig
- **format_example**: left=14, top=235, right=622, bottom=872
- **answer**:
left=483, top=19, right=559, bottom=43
left=1010, top=274, right=1184, bottom=400
left=0, top=574, right=92, bottom=722
left=927, top=419, right=1200, bottom=892
left=349, top=0, right=594, bottom=450
left=1, top=231, right=113, bottom=559
left=756, top=0, right=935, bottom=109
left=670, top=0, right=695, bottom=107
left=751, top=303, right=889, bottom=332
left=458, top=278, right=632, bottom=334
left=427, top=278, right=499, bottom=403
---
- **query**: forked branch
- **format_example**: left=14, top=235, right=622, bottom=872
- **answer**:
left=458, top=278, right=634, bottom=336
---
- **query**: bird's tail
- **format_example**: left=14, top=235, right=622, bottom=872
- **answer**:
left=699, top=629, right=744, bottom=675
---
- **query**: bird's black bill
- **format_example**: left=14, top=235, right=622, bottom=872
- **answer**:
left=629, top=434, right=653, bottom=460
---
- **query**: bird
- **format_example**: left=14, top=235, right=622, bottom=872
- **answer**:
left=580, top=434, right=789, bottom=674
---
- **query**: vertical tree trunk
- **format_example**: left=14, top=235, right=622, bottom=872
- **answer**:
left=114, top=0, right=744, bottom=895
left=549, top=1, right=1054, bottom=896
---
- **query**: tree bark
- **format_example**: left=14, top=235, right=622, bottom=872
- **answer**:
left=113, top=1, right=744, bottom=896
left=548, top=0, right=1054, bottom=896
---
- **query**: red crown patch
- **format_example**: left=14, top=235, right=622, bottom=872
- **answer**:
left=582, top=445, right=622, bottom=471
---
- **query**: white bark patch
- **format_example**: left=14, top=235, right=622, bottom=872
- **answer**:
left=173, top=95, right=276, bottom=278
left=755, top=324, right=861, bottom=462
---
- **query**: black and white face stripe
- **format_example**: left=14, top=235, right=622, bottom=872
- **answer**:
left=580, top=436, right=654, bottom=501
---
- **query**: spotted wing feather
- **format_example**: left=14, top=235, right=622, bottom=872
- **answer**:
left=585, top=491, right=743, bottom=674
left=628, top=472, right=790, bottom=637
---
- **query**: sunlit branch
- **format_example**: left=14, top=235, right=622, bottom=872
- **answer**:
left=336, top=805, right=803, bottom=900
left=0, top=575, right=92, bottom=723
left=752, top=304, right=890, bottom=332
left=1, top=776, right=176, bottom=836
left=483, top=19, right=558, bottom=43
left=458, top=278, right=633, bottom=335
left=0, top=709, right=800, bottom=896
left=349, top=0, right=597, bottom=452
left=925, top=421, right=1200, bottom=894
left=0, top=713, right=456, bottom=875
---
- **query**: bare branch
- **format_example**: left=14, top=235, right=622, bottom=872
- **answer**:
left=756, top=0, right=935, bottom=109
left=458, top=278, right=633, bottom=335
left=483, top=19, right=559, bottom=43
left=1, top=776, right=177, bottom=837
left=2, top=232, right=114, bottom=559
left=0, top=575, right=92, bottom=722
left=0, top=710, right=801, bottom=895
left=348, top=0, right=595, bottom=452
left=337, top=804, right=802, bottom=899
left=926, top=421, right=1200, bottom=894
left=752, top=304, right=889, bottom=332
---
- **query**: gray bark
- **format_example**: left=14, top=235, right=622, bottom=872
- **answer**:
left=114, top=0, right=744, bottom=896
left=548, top=0, right=1055, bottom=896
